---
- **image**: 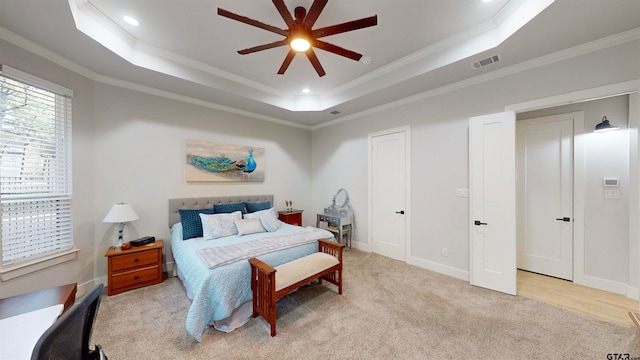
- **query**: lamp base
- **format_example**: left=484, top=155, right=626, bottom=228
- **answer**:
left=114, top=228, right=124, bottom=251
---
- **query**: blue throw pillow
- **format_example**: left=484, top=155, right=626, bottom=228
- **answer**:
left=244, top=201, right=271, bottom=213
left=214, top=202, right=246, bottom=215
left=179, top=208, right=214, bottom=240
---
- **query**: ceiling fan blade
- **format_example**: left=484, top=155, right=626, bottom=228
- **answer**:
left=314, top=40, right=362, bottom=61
left=313, top=15, right=378, bottom=38
left=238, top=40, right=289, bottom=55
left=272, top=0, right=294, bottom=27
left=218, top=8, right=287, bottom=36
left=277, top=49, right=297, bottom=75
left=302, top=0, right=328, bottom=28
left=306, top=49, right=326, bottom=77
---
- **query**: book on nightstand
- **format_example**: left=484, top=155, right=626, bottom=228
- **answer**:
left=130, top=236, right=155, bottom=246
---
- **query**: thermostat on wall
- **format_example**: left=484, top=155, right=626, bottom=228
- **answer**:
left=603, top=178, right=619, bottom=187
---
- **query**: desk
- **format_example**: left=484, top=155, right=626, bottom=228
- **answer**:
left=316, top=212, right=353, bottom=248
left=0, top=283, right=77, bottom=320
left=0, top=283, right=77, bottom=359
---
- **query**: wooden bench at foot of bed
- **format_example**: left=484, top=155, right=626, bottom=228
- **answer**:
left=248, top=239, right=345, bottom=336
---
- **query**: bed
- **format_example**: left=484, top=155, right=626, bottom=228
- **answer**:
left=168, top=195, right=333, bottom=342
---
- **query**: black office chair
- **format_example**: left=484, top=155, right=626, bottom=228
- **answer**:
left=31, top=283, right=107, bottom=360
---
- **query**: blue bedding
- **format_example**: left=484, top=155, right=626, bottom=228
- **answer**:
left=170, top=222, right=325, bottom=341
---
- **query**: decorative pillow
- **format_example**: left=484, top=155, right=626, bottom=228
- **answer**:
left=244, top=208, right=280, bottom=232
left=179, top=208, right=214, bottom=240
left=234, top=218, right=266, bottom=236
left=200, top=211, right=242, bottom=240
left=214, top=202, right=246, bottom=214
left=244, top=201, right=271, bottom=213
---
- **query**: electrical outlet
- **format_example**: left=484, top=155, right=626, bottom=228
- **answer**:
left=442, top=248, right=448, bottom=257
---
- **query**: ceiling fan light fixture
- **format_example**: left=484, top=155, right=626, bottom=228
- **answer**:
left=290, top=38, right=311, bottom=52
left=218, top=0, right=378, bottom=76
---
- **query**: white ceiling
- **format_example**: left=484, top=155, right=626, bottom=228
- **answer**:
left=1, top=0, right=640, bottom=128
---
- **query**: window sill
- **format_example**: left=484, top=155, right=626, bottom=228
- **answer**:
left=0, top=249, right=79, bottom=281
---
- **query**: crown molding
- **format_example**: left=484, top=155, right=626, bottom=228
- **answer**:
left=312, top=27, right=640, bottom=130
left=2, top=21, right=637, bottom=132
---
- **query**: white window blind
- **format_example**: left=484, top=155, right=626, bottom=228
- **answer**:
left=0, top=65, right=73, bottom=266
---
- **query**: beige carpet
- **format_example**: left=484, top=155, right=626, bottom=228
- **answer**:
left=92, top=249, right=637, bottom=359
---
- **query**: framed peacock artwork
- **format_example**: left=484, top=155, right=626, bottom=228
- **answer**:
left=185, top=139, right=265, bottom=182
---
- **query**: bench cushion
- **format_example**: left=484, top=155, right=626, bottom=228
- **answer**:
left=275, top=252, right=339, bottom=291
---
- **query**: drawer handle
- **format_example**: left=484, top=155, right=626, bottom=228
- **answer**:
left=134, top=258, right=139, bottom=262
left=134, top=276, right=139, bottom=280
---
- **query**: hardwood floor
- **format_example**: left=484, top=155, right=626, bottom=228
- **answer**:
left=517, top=270, right=639, bottom=327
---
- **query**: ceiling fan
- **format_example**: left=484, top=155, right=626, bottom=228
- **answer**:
left=217, top=0, right=377, bottom=77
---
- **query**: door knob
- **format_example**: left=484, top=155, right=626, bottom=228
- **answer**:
left=555, top=217, right=571, bottom=222
left=395, top=210, right=405, bottom=214
left=474, top=220, right=487, bottom=226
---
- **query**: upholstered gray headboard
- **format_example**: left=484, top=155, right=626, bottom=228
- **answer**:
left=168, top=194, right=274, bottom=228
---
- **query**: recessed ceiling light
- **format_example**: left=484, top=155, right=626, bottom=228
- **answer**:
left=123, top=16, right=139, bottom=26
left=302, top=88, right=310, bottom=93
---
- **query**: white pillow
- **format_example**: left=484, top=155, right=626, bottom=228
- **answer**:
left=244, top=208, right=281, bottom=232
left=200, top=211, right=242, bottom=240
left=234, top=218, right=266, bottom=236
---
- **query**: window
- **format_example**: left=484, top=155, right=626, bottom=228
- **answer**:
left=0, top=65, right=73, bottom=273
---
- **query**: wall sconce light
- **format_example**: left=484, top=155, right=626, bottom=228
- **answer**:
left=594, top=116, right=620, bottom=133
left=103, top=203, right=139, bottom=249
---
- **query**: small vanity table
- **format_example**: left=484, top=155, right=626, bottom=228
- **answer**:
left=316, top=188, right=354, bottom=248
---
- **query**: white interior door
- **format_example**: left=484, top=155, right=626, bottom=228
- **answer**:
left=371, top=130, right=407, bottom=261
left=517, top=114, right=574, bottom=280
left=469, top=111, right=517, bottom=295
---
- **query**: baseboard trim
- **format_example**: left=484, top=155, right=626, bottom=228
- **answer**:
left=352, top=241, right=371, bottom=253
left=165, top=261, right=175, bottom=275
left=407, top=256, right=469, bottom=281
left=574, top=274, right=631, bottom=297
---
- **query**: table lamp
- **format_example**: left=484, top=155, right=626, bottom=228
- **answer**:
left=103, top=203, right=139, bottom=249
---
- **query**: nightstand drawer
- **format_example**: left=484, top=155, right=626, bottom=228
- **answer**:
left=111, top=250, right=159, bottom=272
left=111, top=266, right=161, bottom=291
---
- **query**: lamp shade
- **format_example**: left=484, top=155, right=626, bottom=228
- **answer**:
left=103, top=203, right=139, bottom=223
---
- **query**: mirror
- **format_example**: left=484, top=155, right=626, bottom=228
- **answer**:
left=332, top=188, right=349, bottom=209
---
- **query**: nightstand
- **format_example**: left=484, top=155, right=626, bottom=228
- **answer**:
left=278, top=209, right=303, bottom=226
left=105, top=240, right=164, bottom=296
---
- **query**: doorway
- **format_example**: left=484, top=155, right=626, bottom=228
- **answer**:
left=368, top=126, right=411, bottom=262
left=506, top=81, right=639, bottom=298
left=516, top=113, right=581, bottom=281
left=469, top=80, right=639, bottom=298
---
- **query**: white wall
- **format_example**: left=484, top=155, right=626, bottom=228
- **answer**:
left=312, top=39, right=640, bottom=293
left=92, top=84, right=313, bottom=279
left=0, top=39, right=313, bottom=296
left=0, top=39, right=97, bottom=297
left=519, top=96, right=632, bottom=287
left=1, top=35, right=638, bottom=299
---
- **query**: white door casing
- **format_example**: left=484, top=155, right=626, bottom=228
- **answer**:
left=370, top=128, right=408, bottom=261
left=517, top=114, right=576, bottom=280
left=469, top=111, right=517, bottom=295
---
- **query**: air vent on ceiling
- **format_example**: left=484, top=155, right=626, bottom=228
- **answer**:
left=471, top=54, right=502, bottom=69
left=330, top=110, right=341, bottom=115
